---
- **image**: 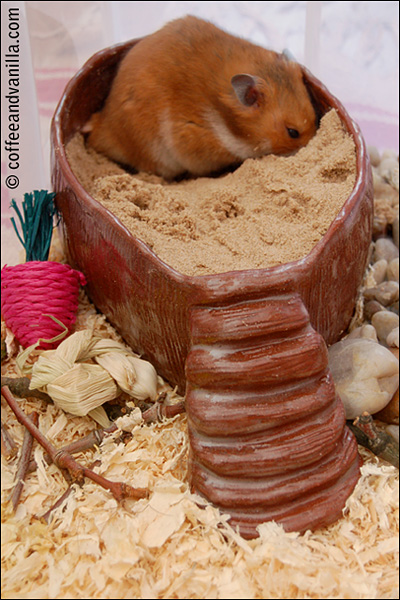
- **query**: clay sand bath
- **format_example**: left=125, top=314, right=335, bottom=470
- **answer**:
left=66, top=109, right=356, bottom=276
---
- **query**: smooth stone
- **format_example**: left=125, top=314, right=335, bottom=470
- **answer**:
left=373, top=238, right=399, bottom=263
left=347, top=324, right=378, bottom=342
left=370, top=259, right=388, bottom=285
left=387, top=327, right=399, bottom=348
left=389, top=166, right=399, bottom=191
left=364, top=300, right=385, bottom=321
left=371, top=310, right=400, bottom=343
left=369, top=281, right=399, bottom=306
left=386, top=424, right=399, bottom=443
left=372, top=168, right=383, bottom=188
left=387, top=257, right=399, bottom=282
left=378, top=156, right=398, bottom=175
left=378, top=157, right=399, bottom=187
left=373, top=179, right=399, bottom=206
left=368, top=145, right=381, bottom=167
left=392, top=216, right=399, bottom=249
left=390, top=301, right=399, bottom=315
left=375, top=348, right=399, bottom=424
left=328, top=338, right=399, bottom=419
left=373, top=213, right=388, bottom=238
left=381, top=149, right=398, bottom=162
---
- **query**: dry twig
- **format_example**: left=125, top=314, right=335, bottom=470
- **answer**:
left=142, top=399, right=186, bottom=422
left=10, top=412, right=39, bottom=511
left=40, top=459, right=102, bottom=524
left=1, top=376, right=51, bottom=402
left=24, top=399, right=185, bottom=473
left=1, top=420, right=18, bottom=459
left=349, top=411, right=399, bottom=468
left=26, top=423, right=120, bottom=473
left=1, top=386, right=149, bottom=502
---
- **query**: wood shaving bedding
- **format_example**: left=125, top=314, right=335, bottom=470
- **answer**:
left=1, top=250, right=398, bottom=599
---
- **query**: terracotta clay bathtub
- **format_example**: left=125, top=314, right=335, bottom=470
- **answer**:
left=51, top=37, right=373, bottom=538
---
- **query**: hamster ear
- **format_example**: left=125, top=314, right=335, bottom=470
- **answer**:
left=231, top=74, right=264, bottom=107
left=282, top=48, right=297, bottom=62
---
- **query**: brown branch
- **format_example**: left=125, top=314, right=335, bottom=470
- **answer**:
left=1, top=420, right=18, bottom=459
left=1, top=386, right=149, bottom=502
left=61, top=424, right=119, bottom=453
left=10, top=412, right=39, bottom=511
left=142, top=399, right=186, bottom=423
left=35, top=396, right=186, bottom=522
left=40, top=459, right=102, bottom=524
left=25, top=399, right=186, bottom=475
left=349, top=412, right=399, bottom=468
left=1, top=376, right=51, bottom=402
left=26, top=424, right=120, bottom=474
left=40, top=486, right=75, bottom=524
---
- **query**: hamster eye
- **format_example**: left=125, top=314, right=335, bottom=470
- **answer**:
left=287, top=127, right=300, bottom=139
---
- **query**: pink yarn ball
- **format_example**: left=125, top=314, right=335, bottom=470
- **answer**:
left=1, top=261, right=87, bottom=349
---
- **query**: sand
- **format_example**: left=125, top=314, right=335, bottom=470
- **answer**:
left=66, top=109, right=357, bottom=276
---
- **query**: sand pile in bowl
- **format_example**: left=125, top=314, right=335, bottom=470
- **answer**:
left=66, top=109, right=356, bottom=276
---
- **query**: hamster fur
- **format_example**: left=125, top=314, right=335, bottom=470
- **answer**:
left=86, top=16, right=318, bottom=179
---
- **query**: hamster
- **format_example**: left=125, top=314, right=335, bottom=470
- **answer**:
left=86, top=16, right=318, bottom=179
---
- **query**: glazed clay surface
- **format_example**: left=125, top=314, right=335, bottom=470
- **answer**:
left=51, top=37, right=373, bottom=536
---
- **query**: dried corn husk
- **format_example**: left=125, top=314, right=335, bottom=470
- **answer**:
left=16, top=329, right=158, bottom=425
left=95, top=353, right=158, bottom=400
left=46, top=363, right=117, bottom=426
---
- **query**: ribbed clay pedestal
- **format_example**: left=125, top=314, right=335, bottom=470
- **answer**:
left=186, top=294, right=361, bottom=537
left=51, top=36, right=373, bottom=538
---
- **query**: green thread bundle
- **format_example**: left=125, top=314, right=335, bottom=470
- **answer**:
left=10, top=190, right=57, bottom=262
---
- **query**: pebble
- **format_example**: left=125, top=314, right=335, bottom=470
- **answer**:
left=373, top=237, right=399, bottom=263
left=386, top=424, right=399, bottom=442
left=364, top=300, right=385, bottom=321
left=378, top=157, right=399, bottom=181
left=387, top=257, right=399, bottom=282
left=392, top=216, right=399, bottom=248
left=373, top=178, right=398, bottom=206
left=330, top=148, right=399, bottom=425
left=387, top=327, right=399, bottom=348
left=381, top=149, right=399, bottom=162
left=364, top=281, right=399, bottom=306
left=347, top=324, right=378, bottom=342
left=371, top=311, right=399, bottom=343
left=328, top=338, right=399, bottom=419
left=368, top=145, right=381, bottom=167
left=391, top=301, right=399, bottom=315
left=370, top=258, right=388, bottom=284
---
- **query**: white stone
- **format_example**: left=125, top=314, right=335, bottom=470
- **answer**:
left=387, top=327, right=399, bottom=348
left=374, top=238, right=399, bottom=263
left=387, top=258, right=399, bottom=282
left=367, top=145, right=381, bottom=167
left=386, top=425, right=399, bottom=444
left=370, top=259, right=388, bottom=285
left=347, top=324, right=378, bottom=342
left=371, top=311, right=399, bottom=343
left=328, top=338, right=399, bottom=419
left=378, top=157, right=399, bottom=186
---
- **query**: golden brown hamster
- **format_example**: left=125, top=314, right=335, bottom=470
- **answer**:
left=86, top=16, right=317, bottom=179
